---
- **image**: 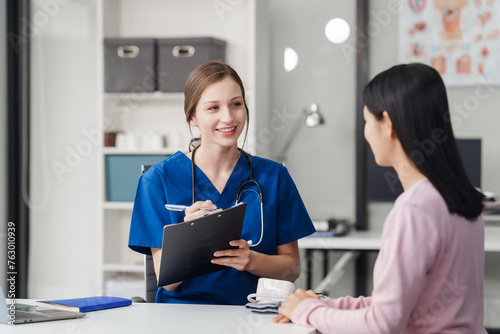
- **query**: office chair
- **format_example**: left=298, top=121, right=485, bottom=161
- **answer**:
left=143, top=254, right=157, bottom=303
left=132, top=165, right=157, bottom=303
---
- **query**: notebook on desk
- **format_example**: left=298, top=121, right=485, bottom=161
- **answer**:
left=158, top=202, right=247, bottom=286
left=0, top=284, right=86, bottom=325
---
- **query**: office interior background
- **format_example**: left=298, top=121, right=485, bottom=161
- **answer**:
left=1, top=0, right=500, bottom=328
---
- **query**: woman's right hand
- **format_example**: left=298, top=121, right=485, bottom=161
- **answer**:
left=184, top=200, right=217, bottom=222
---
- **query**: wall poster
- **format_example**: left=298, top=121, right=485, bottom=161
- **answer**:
left=399, top=0, right=500, bottom=85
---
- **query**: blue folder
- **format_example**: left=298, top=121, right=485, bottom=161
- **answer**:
left=36, top=296, right=132, bottom=313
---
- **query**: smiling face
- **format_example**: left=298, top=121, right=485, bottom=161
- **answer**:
left=189, top=76, right=246, bottom=150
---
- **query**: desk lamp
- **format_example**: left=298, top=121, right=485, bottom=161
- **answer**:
left=277, top=103, right=325, bottom=163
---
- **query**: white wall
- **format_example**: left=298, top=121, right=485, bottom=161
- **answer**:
left=29, top=0, right=101, bottom=298
left=268, top=0, right=357, bottom=221
left=266, top=0, right=358, bottom=297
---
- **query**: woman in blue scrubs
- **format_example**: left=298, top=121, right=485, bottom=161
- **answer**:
left=128, top=61, right=315, bottom=305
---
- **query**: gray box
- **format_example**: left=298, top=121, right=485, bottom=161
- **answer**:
left=158, top=37, right=226, bottom=92
left=104, top=38, right=157, bottom=93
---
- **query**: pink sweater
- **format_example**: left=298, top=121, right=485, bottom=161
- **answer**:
left=292, top=178, right=486, bottom=333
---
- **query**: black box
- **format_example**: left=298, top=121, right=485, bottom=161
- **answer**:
left=104, top=38, right=157, bottom=93
left=158, top=37, right=226, bottom=92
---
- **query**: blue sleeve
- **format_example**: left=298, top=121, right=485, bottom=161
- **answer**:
left=128, top=170, right=169, bottom=255
left=276, top=169, right=316, bottom=245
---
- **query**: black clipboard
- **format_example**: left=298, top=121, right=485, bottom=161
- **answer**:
left=158, top=202, right=247, bottom=287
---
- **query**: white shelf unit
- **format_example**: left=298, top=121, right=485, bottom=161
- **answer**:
left=98, top=0, right=269, bottom=297
left=104, top=92, right=185, bottom=101
left=103, top=201, right=134, bottom=210
left=104, top=263, right=144, bottom=273
left=103, top=147, right=178, bottom=155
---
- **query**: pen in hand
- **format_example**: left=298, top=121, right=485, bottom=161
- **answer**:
left=165, top=204, right=216, bottom=212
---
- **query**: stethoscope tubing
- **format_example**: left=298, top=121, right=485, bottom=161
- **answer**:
left=190, top=146, right=264, bottom=247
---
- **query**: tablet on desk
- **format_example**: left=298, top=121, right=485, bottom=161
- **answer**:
left=158, top=202, right=247, bottom=287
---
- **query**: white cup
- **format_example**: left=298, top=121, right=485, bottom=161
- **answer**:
left=115, top=132, right=127, bottom=149
left=126, top=132, right=138, bottom=150
left=247, top=278, right=295, bottom=304
left=139, top=132, right=150, bottom=149
left=168, top=132, right=182, bottom=149
left=149, top=133, right=164, bottom=149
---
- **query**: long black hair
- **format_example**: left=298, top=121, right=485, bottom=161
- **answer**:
left=363, top=63, right=484, bottom=219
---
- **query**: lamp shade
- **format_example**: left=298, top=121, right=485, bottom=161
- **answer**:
left=277, top=103, right=325, bottom=162
left=305, top=103, right=325, bottom=127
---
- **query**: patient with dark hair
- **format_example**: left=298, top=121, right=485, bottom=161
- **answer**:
left=273, top=63, right=486, bottom=333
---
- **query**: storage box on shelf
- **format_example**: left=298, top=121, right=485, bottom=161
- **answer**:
left=104, top=36, right=226, bottom=94
left=157, top=37, right=226, bottom=92
left=104, top=38, right=157, bottom=93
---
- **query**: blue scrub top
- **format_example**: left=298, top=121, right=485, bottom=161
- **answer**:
left=128, top=151, right=315, bottom=305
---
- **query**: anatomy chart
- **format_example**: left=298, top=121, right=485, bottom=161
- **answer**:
left=399, top=0, right=500, bottom=85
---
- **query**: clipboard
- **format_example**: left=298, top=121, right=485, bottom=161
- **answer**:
left=158, top=202, right=247, bottom=287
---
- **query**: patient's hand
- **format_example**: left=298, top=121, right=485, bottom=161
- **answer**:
left=271, top=289, right=319, bottom=323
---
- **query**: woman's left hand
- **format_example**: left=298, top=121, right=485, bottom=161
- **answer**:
left=211, top=239, right=251, bottom=271
left=272, top=289, right=319, bottom=323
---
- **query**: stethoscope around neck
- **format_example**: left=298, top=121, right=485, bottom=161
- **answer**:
left=191, top=146, right=264, bottom=247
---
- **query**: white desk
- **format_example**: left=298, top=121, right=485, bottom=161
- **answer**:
left=4, top=301, right=316, bottom=334
left=299, top=230, right=382, bottom=251
left=298, top=230, right=381, bottom=293
left=298, top=226, right=500, bottom=292
left=299, top=226, right=500, bottom=251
